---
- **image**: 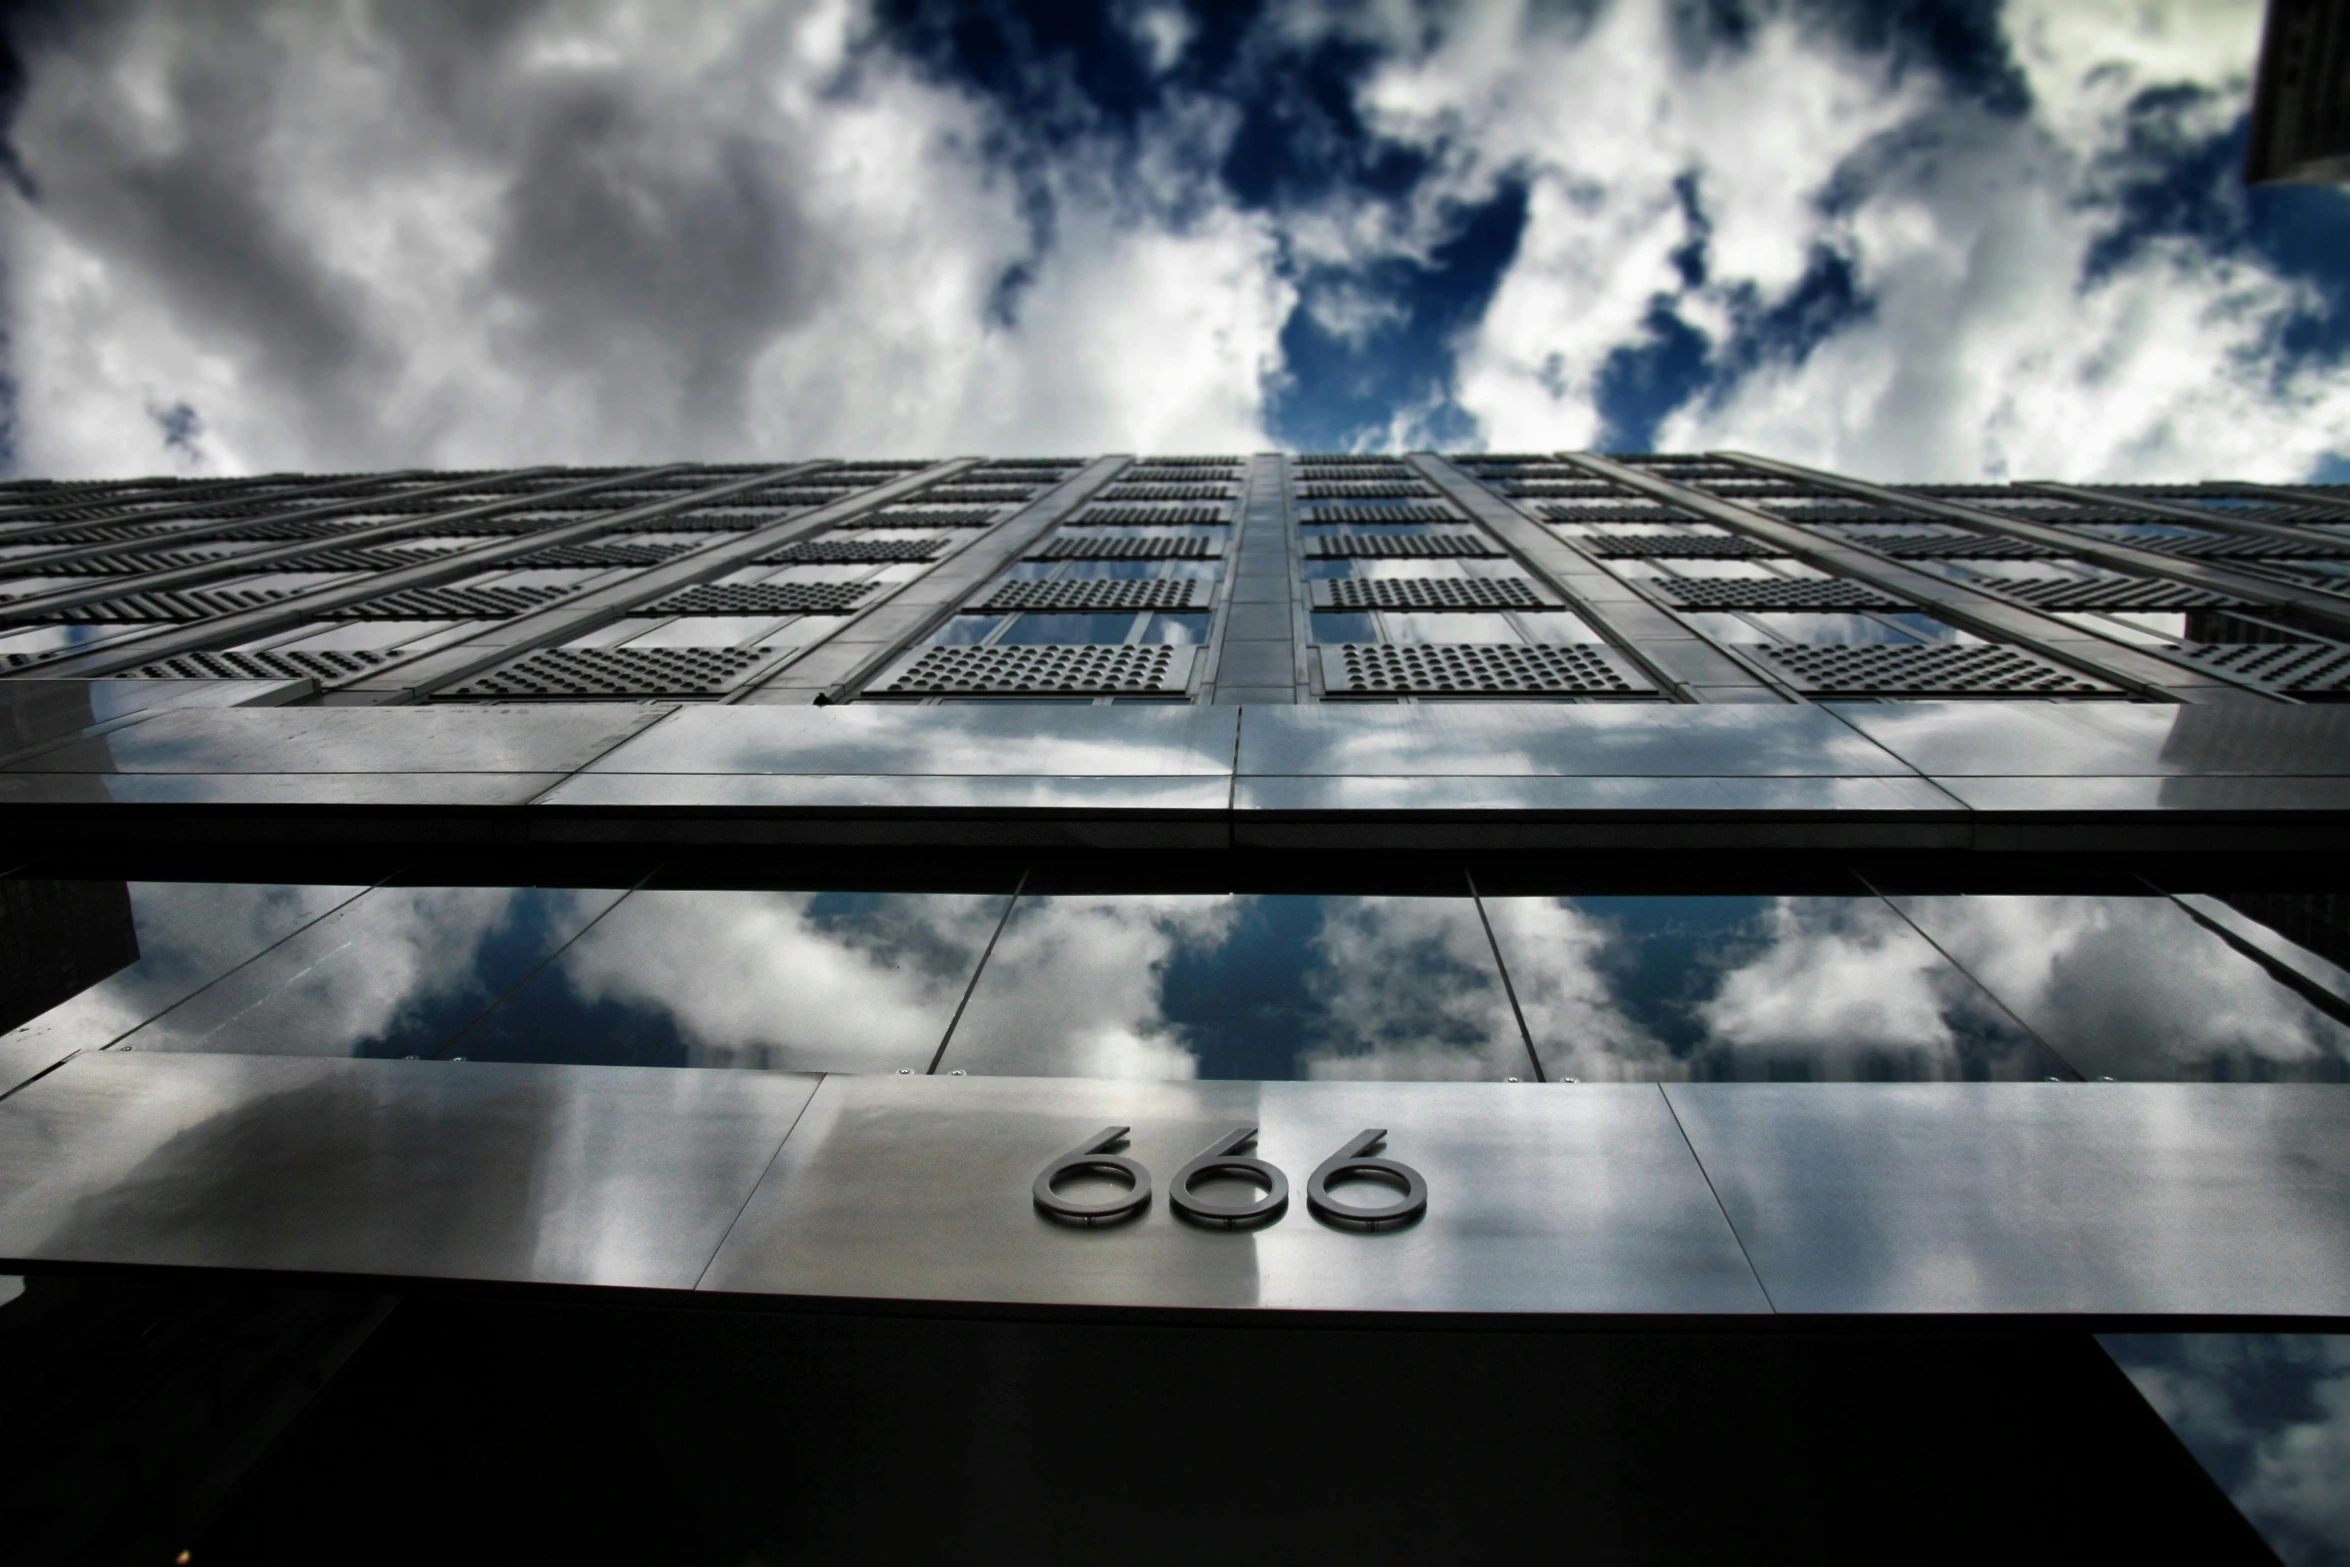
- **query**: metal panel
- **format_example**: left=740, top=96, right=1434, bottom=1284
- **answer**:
left=1579, top=534, right=1777, bottom=559
left=1302, top=533, right=1499, bottom=559
left=755, top=538, right=946, bottom=564
left=316, top=583, right=571, bottom=619
left=1300, top=503, right=1461, bottom=524
left=119, top=649, right=396, bottom=682
left=1974, top=575, right=2254, bottom=611
left=1100, top=483, right=1238, bottom=502
left=1238, top=700, right=1917, bottom=777
left=4, top=703, right=666, bottom=775
left=1030, top=536, right=1221, bottom=561
left=699, top=1074, right=1772, bottom=1314
left=1751, top=642, right=2117, bottom=696
left=871, top=508, right=997, bottom=528
left=1296, top=481, right=1436, bottom=500
left=1318, top=643, right=1657, bottom=697
left=0, top=1052, right=819, bottom=1289
left=1066, top=505, right=1230, bottom=526
left=869, top=642, right=1197, bottom=698
left=637, top=582, right=876, bottom=615
left=2165, top=640, right=2350, bottom=695
left=972, top=578, right=1205, bottom=612
left=1650, top=576, right=1911, bottom=612
left=1311, top=576, right=1554, bottom=610
left=1666, top=1082, right=2350, bottom=1315
left=440, top=645, right=782, bottom=699
left=1824, top=699, right=2350, bottom=775
left=578, top=701, right=1240, bottom=777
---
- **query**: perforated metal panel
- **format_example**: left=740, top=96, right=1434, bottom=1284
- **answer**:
left=2165, top=641, right=2350, bottom=695
left=1296, top=482, right=1434, bottom=500
left=1751, top=642, right=2114, bottom=696
left=1067, top=506, right=1228, bottom=526
left=921, top=486, right=1040, bottom=505
left=1509, top=482, right=1634, bottom=499
left=638, top=582, right=876, bottom=615
left=1578, top=534, right=1776, bottom=559
left=2107, top=532, right=2341, bottom=561
left=875, top=508, right=998, bottom=528
left=650, top=512, right=766, bottom=532
left=16, top=587, right=297, bottom=622
left=321, top=583, right=573, bottom=619
left=1099, top=484, right=1235, bottom=502
left=969, top=469, right=1074, bottom=485
left=441, top=645, right=778, bottom=699
left=15, top=548, right=285, bottom=577
left=1030, top=537, right=1220, bottom=561
left=973, top=578, right=1205, bottom=612
left=1319, top=643, right=1655, bottom=697
left=874, top=642, right=1196, bottom=696
left=1537, top=504, right=1688, bottom=523
left=117, top=648, right=396, bottom=682
left=1649, top=576, right=1910, bottom=612
left=1303, top=533, right=1500, bottom=559
left=502, top=540, right=696, bottom=568
left=1302, top=503, right=1460, bottom=524
left=1971, top=575, right=2253, bottom=611
left=755, top=538, right=947, bottom=564
left=1836, top=529, right=2061, bottom=561
left=1311, top=576, right=1552, bottom=611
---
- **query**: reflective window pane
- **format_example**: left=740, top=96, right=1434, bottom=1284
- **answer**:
left=940, top=893, right=1528, bottom=1081
left=1885, top=894, right=2350, bottom=1081
left=449, top=888, right=1010, bottom=1072
left=1481, top=895, right=2064, bottom=1081
left=113, top=884, right=630, bottom=1060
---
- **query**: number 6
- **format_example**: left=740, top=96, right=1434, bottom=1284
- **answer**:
left=1171, top=1125, right=1289, bottom=1227
left=1308, top=1128, right=1427, bottom=1227
left=1033, top=1126, right=1152, bottom=1224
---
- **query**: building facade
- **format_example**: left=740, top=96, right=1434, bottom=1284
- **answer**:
left=0, top=452, right=2344, bottom=1561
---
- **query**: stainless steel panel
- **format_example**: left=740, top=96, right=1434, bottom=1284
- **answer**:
left=1237, top=703, right=1914, bottom=778
left=940, top=894, right=1528, bottom=1081
left=0, top=771, right=572, bottom=807
left=1236, top=774, right=1962, bottom=814
left=4, top=704, right=666, bottom=775
left=450, top=888, right=1011, bottom=1073
left=0, top=1052, right=818, bottom=1288
left=700, top=1074, right=1770, bottom=1314
left=578, top=703, right=1239, bottom=777
left=532, top=773, right=1233, bottom=815
left=1829, top=700, right=2350, bottom=777
left=1666, top=1082, right=2350, bottom=1316
left=0, top=678, right=306, bottom=757
left=1482, top=894, right=2069, bottom=1083
left=1931, top=775, right=2350, bottom=813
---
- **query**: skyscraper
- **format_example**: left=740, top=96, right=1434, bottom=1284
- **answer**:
left=0, top=450, right=2341, bottom=1562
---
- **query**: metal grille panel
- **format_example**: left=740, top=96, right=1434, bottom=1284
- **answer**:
left=1031, top=537, right=1220, bottom=561
left=2165, top=642, right=2350, bottom=695
left=1840, top=530, right=2062, bottom=560
left=321, top=584, right=574, bottom=619
left=974, top=578, right=1204, bottom=612
left=875, top=508, right=998, bottom=528
left=920, top=486, right=1040, bottom=505
left=1067, top=506, right=1228, bottom=526
left=118, top=648, right=397, bottom=682
left=876, top=642, right=1196, bottom=696
left=1303, top=503, right=1461, bottom=524
left=2112, top=531, right=2342, bottom=561
left=1320, top=643, right=1655, bottom=697
left=1972, top=575, right=2253, bottom=611
left=16, top=587, right=297, bottom=622
left=1650, top=576, right=1910, bottom=612
left=639, top=582, right=876, bottom=615
left=1304, top=533, right=1501, bottom=559
left=755, top=538, right=947, bottom=564
left=15, top=548, right=278, bottom=577
left=1099, top=484, right=1235, bottom=502
left=1297, top=482, right=1434, bottom=500
left=502, top=540, right=696, bottom=568
left=1579, top=534, right=1776, bottom=560
left=1312, top=576, right=1552, bottom=611
left=443, top=645, right=778, bottom=698
left=1538, top=504, right=1688, bottom=522
left=1752, top=642, right=2114, bottom=696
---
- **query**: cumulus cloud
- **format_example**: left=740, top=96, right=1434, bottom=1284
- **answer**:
left=0, top=0, right=2339, bottom=481
left=0, top=0, right=1287, bottom=476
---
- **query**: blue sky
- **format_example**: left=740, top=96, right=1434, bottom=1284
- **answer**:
left=0, top=0, right=2342, bottom=482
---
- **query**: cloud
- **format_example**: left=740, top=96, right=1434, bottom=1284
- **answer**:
left=0, top=0, right=1287, bottom=476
